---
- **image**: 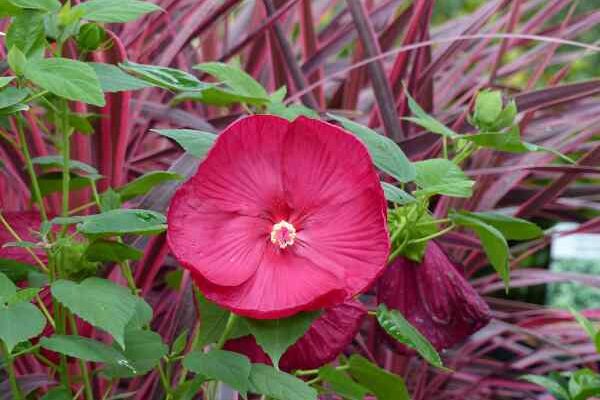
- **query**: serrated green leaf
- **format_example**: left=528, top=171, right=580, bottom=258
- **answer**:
left=104, top=329, right=167, bottom=378
left=75, top=209, right=167, bottom=237
left=0, top=259, right=38, bottom=283
left=171, top=329, right=188, bottom=356
left=183, top=349, right=252, bottom=395
left=266, top=101, right=318, bottom=121
left=173, top=87, right=270, bottom=107
left=74, top=0, right=161, bottom=23
left=41, top=334, right=127, bottom=363
left=245, top=311, right=320, bottom=368
left=249, top=363, right=317, bottom=400
left=89, top=62, right=152, bottom=93
left=328, top=114, right=415, bottom=183
left=414, top=159, right=474, bottom=198
left=6, top=287, right=40, bottom=305
left=7, top=0, right=60, bottom=11
left=0, top=77, right=15, bottom=89
left=84, top=240, right=143, bottom=263
left=0, top=86, right=28, bottom=109
left=404, top=89, right=458, bottom=138
left=32, top=155, right=101, bottom=180
left=51, top=278, right=137, bottom=348
left=569, top=369, right=600, bottom=400
left=152, top=129, right=216, bottom=159
left=117, top=171, right=182, bottom=201
left=0, top=302, right=46, bottom=352
left=38, top=171, right=93, bottom=197
left=348, top=355, right=410, bottom=400
left=462, top=211, right=543, bottom=241
left=377, top=304, right=444, bottom=370
left=24, top=58, right=105, bottom=106
left=6, top=9, right=46, bottom=58
left=120, top=61, right=207, bottom=92
left=319, top=365, right=370, bottom=400
left=194, top=62, right=269, bottom=99
left=99, top=188, right=122, bottom=212
left=450, top=211, right=510, bottom=289
left=195, top=292, right=230, bottom=347
left=381, top=182, right=415, bottom=205
left=0, top=272, right=17, bottom=303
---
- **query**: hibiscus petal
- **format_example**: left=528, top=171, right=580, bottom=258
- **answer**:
left=282, top=117, right=385, bottom=216
left=295, top=189, right=390, bottom=297
left=377, top=241, right=491, bottom=351
left=189, top=115, right=289, bottom=218
left=193, top=247, right=347, bottom=319
left=168, top=184, right=269, bottom=287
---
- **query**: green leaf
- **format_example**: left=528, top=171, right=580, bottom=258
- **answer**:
left=414, top=159, right=474, bottom=198
left=32, top=155, right=101, bottom=180
left=348, top=355, right=410, bottom=400
left=569, top=369, right=600, bottom=400
left=248, top=363, right=317, bottom=400
left=75, top=209, right=167, bottom=237
left=41, top=334, right=128, bottom=364
left=38, top=171, right=93, bottom=197
left=570, top=308, right=600, bottom=353
left=51, top=278, right=138, bottom=348
left=490, top=99, right=517, bottom=130
left=522, top=374, right=571, bottom=400
left=381, top=182, right=415, bottom=205
left=462, top=126, right=528, bottom=153
left=24, top=58, right=105, bottom=106
left=462, top=211, right=543, bottom=241
left=84, top=240, right=143, bottom=263
left=89, top=62, right=152, bottom=93
left=172, top=376, right=206, bottom=400
left=40, top=387, right=73, bottom=400
left=377, top=304, right=445, bottom=370
left=7, top=0, right=60, bottom=11
left=195, top=292, right=230, bottom=347
left=99, top=188, right=122, bottom=212
left=153, top=129, right=216, bottom=159
left=73, top=0, right=161, bottom=22
left=194, top=62, right=269, bottom=99
left=0, top=259, right=38, bottom=283
left=328, top=114, right=415, bottom=183
left=117, top=171, right=182, bottom=201
left=245, top=311, right=320, bottom=368
left=0, top=87, right=28, bottom=109
left=104, top=329, right=168, bottom=378
left=404, top=89, right=458, bottom=138
left=120, top=61, right=207, bottom=92
left=0, top=272, right=17, bottom=303
left=126, top=297, right=153, bottom=330
left=473, top=90, right=503, bottom=127
left=450, top=211, right=510, bottom=289
left=183, top=349, right=252, bottom=395
left=6, top=9, right=46, bottom=58
left=6, top=287, right=40, bottom=305
left=318, top=365, right=371, bottom=400
left=173, top=87, right=271, bottom=107
left=0, top=0, right=22, bottom=17
left=0, top=77, right=15, bottom=89
left=171, top=329, right=188, bottom=356
left=266, top=101, right=318, bottom=121
left=7, top=46, right=27, bottom=76
left=0, top=302, right=46, bottom=352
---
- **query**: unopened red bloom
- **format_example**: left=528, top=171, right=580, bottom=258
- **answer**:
left=224, top=300, right=366, bottom=370
left=377, top=241, right=491, bottom=350
left=0, top=211, right=45, bottom=265
left=167, top=115, right=389, bottom=319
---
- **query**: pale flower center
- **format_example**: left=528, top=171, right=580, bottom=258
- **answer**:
left=270, top=220, right=296, bottom=249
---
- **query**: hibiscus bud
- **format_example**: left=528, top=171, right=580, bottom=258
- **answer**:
left=377, top=241, right=491, bottom=351
left=224, top=300, right=367, bottom=371
left=77, top=23, right=107, bottom=52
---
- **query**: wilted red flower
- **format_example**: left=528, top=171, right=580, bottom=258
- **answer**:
left=377, top=241, right=491, bottom=350
left=0, top=211, right=45, bottom=265
left=167, top=115, right=389, bottom=319
left=224, top=299, right=367, bottom=370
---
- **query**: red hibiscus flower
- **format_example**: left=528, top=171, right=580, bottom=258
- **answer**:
left=0, top=211, right=46, bottom=266
left=377, top=241, right=491, bottom=350
left=224, top=299, right=366, bottom=371
left=167, top=115, right=389, bottom=319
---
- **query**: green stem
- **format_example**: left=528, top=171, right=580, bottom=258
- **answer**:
left=215, top=313, right=239, bottom=350
left=69, top=315, right=94, bottom=400
left=2, top=342, right=23, bottom=400
left=60, top=101, right=71, bottom=230
left=15, top=114, right=48, bottom=222
left=158, top=361, right=172, bottom=399
left=408, top=223, right=455, bottom=245
left=452, top=142, right=476, bottom=165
